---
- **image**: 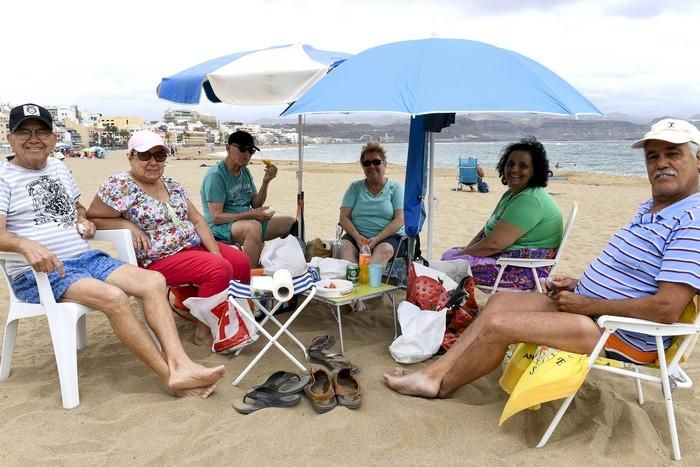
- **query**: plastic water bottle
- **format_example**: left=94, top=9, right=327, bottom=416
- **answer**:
left=358, top=241, right=371, bottom=284
left=332, top=224, right=344, bottom=259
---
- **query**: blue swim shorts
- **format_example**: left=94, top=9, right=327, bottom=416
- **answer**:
left=11, top=249, right=124, bottom=304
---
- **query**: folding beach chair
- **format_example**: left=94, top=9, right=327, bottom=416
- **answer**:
left=536, top=297, right=700, bottom=461
left=227, top=269, right=318, bottom=385
left=454, top=156, right=479, bottom=191
left=479, top=202, right=578, bottom=294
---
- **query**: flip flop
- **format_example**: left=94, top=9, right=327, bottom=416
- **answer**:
left=307, top=335, right=336, bottom=354
left=233, top=386, right=301, bottom=414
left=248, top=371, right=311, bottom=395
left=309, top=349, right=360, bottom=375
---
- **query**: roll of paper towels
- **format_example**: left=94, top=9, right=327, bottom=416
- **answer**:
left=271, top=269, right=294, bottom=302
left=249, top=269, right=295, bottom=303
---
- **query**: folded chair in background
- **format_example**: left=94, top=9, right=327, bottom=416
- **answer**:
left=481, top=202, right=578, bottom=294
left=0, top=229, right=159, bottom=409
left=454, top=156, right=479, bottom=191
left=537, top=297, right=700, bottom=461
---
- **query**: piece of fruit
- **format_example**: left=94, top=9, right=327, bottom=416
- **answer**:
left=262, top=159, right=272, bottom=166
left=327, top=282, right=337, bottom=289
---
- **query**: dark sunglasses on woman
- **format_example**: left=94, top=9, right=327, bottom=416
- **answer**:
left=135, top=151, right=168, bottom=162
left=362, top=159, right=383, bottom=167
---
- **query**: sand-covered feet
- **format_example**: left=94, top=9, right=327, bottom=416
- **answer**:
left=168, top=364, right=225, bottom=399
left=383, top=367, right=441, bottom=398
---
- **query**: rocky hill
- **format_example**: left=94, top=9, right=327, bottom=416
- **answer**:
left=273, top=116, right=655, bottom=142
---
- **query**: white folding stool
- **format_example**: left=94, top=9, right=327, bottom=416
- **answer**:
left=228, top=270, right=318, bottom=385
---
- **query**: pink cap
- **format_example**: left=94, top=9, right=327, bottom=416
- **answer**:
left=127, top=131, right=169, bottom=153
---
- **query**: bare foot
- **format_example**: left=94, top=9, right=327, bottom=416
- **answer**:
left=193, top=322, right=213, bottom=347
left=174, top=383, right=217, bottom=399
left=383, top=367, right=441, bottom=398
left=168, top=364, right=225, bottom=393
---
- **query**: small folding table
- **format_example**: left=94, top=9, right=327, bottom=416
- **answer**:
left=228, top=270, right=318, bottom=386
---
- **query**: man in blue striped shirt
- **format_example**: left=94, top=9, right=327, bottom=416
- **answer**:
left=386, top=118, right=700, bottom=398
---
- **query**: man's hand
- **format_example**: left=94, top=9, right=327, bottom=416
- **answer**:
left=262, top=163, right=278, bottom=183
left=76, top=217, right=96, bottom=239
left=249, top=206, right=274, bottom=221
left=543, top=274, right=578, bottom=296
left=552, top=291, right=592, bottom=315
left=19, top=238, right=64, bottom=277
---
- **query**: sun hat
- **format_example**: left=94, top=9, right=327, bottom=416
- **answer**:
left=631, top=118, right=700, bottom=148
left=9, top=103, right=53, bottom=131
left=227, top=130, right=260, bottom=151
left=128, top=131, right=170, bottom=153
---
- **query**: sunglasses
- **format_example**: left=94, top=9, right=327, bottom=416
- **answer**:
left=135, top=151, right=168, bottom=162
left=231, top=143, right=258, bottom=155
left=362, top=159, right=383, bottom=167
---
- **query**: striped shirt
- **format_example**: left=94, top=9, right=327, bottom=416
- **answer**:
left=575, top=193, right=700, bottom=356
left=0, top=157, right=89, bottom=278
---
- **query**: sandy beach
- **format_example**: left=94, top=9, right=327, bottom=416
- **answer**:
left=1, top=149, right=697, bottom=466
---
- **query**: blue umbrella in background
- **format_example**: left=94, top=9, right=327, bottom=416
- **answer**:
left=157, top=43, right=351, bottom=240
left=283, top=38, right=602, bottom=259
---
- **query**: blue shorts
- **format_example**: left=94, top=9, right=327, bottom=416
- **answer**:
left=11, top=250, right=124, bottom=304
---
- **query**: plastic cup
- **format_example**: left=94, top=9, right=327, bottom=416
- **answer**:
left=369, top=264, right=383, bottom=288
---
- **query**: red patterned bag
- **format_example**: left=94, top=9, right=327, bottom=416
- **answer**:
left=407, top=262, right=479, bottom=352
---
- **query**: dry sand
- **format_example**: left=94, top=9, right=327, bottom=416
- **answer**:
left=1, top=148, right=697, bottom=465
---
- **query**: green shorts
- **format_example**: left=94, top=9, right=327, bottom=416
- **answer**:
left=209, top=220, right=269, bottom=243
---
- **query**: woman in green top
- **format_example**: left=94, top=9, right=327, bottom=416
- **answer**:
left=442, top=138, right=563, bottom=289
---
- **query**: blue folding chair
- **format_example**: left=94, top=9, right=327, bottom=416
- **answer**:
left=455, top=157, right=479, bottom=191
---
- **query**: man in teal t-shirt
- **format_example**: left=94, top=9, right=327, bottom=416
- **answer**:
left=200, top=130, right=295, bottom=267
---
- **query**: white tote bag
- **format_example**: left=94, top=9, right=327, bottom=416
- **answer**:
left=389, top=301, right=446, bottom=364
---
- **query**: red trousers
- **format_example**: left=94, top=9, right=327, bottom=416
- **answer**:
left=146, top=243, right=250, bottom=298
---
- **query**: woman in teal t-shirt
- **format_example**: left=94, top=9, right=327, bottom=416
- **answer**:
left=442, top=138, right=563, bottom=290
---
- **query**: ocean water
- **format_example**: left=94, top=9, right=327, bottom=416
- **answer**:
left=253, top=140, right=647, bottom=177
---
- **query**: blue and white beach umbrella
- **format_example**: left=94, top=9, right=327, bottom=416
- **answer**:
left=282, top=38, right=602, bottom=258
left=157, top=43, right=351, bottom=241
left=157, top=43, right=350, bottom=106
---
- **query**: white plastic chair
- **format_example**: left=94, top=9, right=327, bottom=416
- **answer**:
left=0, top=229, right=144, bottom=409
left=485, top=202, right=578, bottom=294
left=537, top=299, right=700, bottom=461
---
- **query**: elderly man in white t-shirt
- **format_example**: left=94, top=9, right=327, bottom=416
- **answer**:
left=0, top=103, right=224, bottom=398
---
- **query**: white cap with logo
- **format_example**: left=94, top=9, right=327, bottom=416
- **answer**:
left=631, top=118, right=700, bottom=148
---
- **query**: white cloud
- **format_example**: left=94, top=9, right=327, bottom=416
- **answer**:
left=1, top=0, right=698, bottom=121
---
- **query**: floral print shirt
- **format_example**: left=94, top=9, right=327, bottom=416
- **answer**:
left=97, top=172, right=201, bottom=267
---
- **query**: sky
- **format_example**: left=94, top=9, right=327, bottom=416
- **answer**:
left=2, top=0, right=699, bottom=123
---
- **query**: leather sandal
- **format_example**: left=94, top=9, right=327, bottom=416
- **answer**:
left=332, top=367, right=362, bottom=409
left=309, top=349, right=360, bottom=375
left=304, top=365, right=337, bottom=414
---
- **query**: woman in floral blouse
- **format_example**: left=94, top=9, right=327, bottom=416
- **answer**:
left=87, top=131, right=250, bottom=346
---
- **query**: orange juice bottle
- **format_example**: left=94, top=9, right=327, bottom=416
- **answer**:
left=358, top=240, right=371, bottom=284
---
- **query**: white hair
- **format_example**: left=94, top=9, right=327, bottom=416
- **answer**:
left=688, top=141, right=699, bottom=156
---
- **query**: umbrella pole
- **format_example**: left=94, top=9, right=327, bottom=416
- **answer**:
left=296, top=114, right=305, bottom=241
left=427, top=133, right=435, bottom=261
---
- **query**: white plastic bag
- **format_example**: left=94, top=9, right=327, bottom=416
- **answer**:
left=184, top=290, right=259, bottom=354
left=260, top=236, right=307, bottom=276
left=412, top=261, right=459, bottom=291
left=389, top=301, right=446, bottom=364
left=426, top=259, right=472, bottom=285
left=308, top=257, right=353, bottom=279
